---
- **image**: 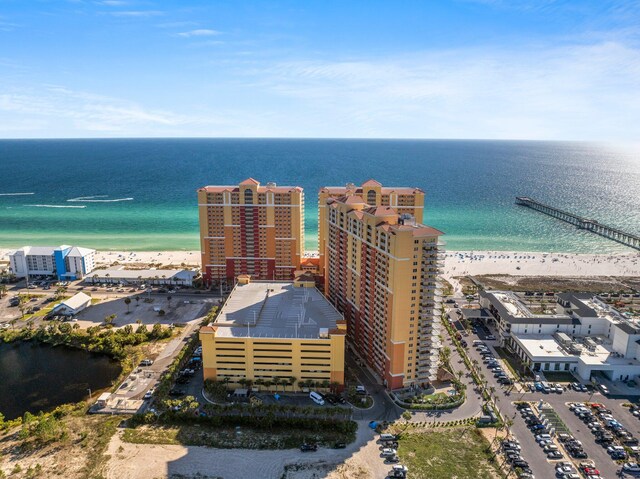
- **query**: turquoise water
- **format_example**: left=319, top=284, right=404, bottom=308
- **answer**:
left=0, top=139, right=638, bottom=253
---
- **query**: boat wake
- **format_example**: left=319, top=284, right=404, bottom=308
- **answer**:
left=0, top=192, right=35, bottom=196
left=67, top=195, right=134, bottom=203
left=24, top=204, right=87, bottom=209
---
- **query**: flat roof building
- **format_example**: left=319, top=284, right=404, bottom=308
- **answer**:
left=199, top=276, right=346, bottom=390
left=480, top=291, right=640, bottom=381
left=9, top=245, right=96, bottom=280
left=86, top=268, right=196, bottom=286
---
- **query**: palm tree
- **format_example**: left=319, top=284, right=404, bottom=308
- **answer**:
left=124, top=297, right=131, bottom=314
left=92, top=274, right=99, bottom=284
left=105, top=273, right=110, bottom=284
left=288, top=376, right=297, bottom=392
left=0, top=284, right=7, bottom=299
left=272, top=376, right=281, bottom=392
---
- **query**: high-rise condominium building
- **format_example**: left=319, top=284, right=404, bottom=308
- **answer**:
left=198, top=178, right=304, bottom=284
left=318, top=179, right=425, bottom=282
left=323, top=192, right=444, bottom=389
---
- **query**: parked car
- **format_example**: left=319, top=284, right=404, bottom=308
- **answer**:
left=143, top=388, right=155, bottom=400
left=300, top=443, right=318, bottom=452
left=140, top=359, right=153, bottom=366
left=381, top=448, right=397, bottom=457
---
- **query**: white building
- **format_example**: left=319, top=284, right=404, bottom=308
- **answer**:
left=52, top=292, right=92, bottom=316
left=480, top=291, right=640, bottom=381
left=9, top=245, right=96, bottom=280
left=87, top=268, right=196, bottom=286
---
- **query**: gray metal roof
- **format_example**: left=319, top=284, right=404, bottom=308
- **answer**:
left=214, top=281, right=343, bottom=339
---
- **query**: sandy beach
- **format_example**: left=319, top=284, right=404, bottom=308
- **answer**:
left=1, top=249, right=639, bottom=278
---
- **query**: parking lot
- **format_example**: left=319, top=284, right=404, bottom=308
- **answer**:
left=444, top=290, right=640, bottom=479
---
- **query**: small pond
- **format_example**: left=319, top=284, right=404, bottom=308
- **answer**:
left=0, top=341, right=121, bottom=419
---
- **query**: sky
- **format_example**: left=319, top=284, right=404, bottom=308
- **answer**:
left=0, top=0, right=639, bottom=141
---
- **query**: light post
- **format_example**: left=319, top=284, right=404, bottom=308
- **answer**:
left=87, top=388, right=92, bottom=400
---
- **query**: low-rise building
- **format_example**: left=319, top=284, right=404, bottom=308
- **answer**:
left=52, top=292, right=92, bottom=316
left=199, top=276, right=346, bottom=390
left=86, top=268, right=196, bottom=286
left=480, top=291, right=640, bottom=381
left=9, top=245, right=95, bottom=280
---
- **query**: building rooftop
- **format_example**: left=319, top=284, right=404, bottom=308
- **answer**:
left=213, top=281, right=343, bottom=339
left=199, top=179, right=302, bottom=194
left=481, top=291, right=596, bottom=324
left=320, top=180, right=423, bottom=196
left=59, top=292, right=92, bottom=310
left=513, top=333, right=640, bottom=367
left=10, top=245, right=95, bottom=257
left=514, top=335, right=574, bottom=360
left=89, top=268, right=195, bottom=280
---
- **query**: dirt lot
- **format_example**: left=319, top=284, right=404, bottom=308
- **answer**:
left=76, top=296, right=209, bottom=329
left=473, top=275, right=640, bottom=293
left=0, top=413, right=121, bottom=479
left=105, top=421, right=391, bottom=479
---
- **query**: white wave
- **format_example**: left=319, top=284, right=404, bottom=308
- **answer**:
left=67, top=195, right=108, bottom=201
left=0, top=192, right=35, bottom=196
left=67, top=195, right=133, bottom=203
left=24, top=204, right=87, bottom=209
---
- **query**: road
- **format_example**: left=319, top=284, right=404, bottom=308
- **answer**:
left=460, top=301, right=640, bottom=479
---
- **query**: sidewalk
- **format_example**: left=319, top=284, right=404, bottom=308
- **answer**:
left=410, top=334, right=484, bottom=423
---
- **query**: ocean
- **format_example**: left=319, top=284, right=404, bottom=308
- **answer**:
left=0, top=139, right=638, bottom=253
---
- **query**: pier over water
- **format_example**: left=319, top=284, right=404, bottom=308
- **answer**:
left=515, top=197, right=640, bottom=251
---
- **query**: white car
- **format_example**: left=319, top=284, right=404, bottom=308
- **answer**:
left=623, top=462, right=640, bottom=474
left=143, top=388, right=154, bottom=400
left=381, top=448, right=397, bottom=457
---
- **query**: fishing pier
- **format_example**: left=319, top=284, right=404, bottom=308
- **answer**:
left=515, top=197, right=640, bottom=251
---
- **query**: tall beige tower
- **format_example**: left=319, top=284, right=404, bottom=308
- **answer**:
left=322, top=189, right=443, bottom=389
left=318, top=179, right=425, bottom=284
left=198, top=178, right=304, bottom=284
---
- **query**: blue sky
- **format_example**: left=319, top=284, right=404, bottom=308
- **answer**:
left=0, top=0, right=639, bottom=140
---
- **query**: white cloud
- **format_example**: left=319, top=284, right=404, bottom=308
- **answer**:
left=106, top=10, right=163, bottom=17
left=242, top=40, right=640, bottom=140
left=95, top=0, right=128, bottom=5
left=0, top=85, right=278, bottom=138
left=0, top=87, right=185, bottom=133
left=177, top=29, right=221, bottom=38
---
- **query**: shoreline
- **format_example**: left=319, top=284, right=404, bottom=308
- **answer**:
left=2, top=248, right=639, bottom=278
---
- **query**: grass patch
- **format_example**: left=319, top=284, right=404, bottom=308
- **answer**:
left=122, top=423, right=355, bottom=449
left=493, top=347, right=530, bottom=380
left=81, top=415, right=122, bottom=478
left=397, top=428, right=501, bottom=479
left=542, top=371, right=576, bottom=382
